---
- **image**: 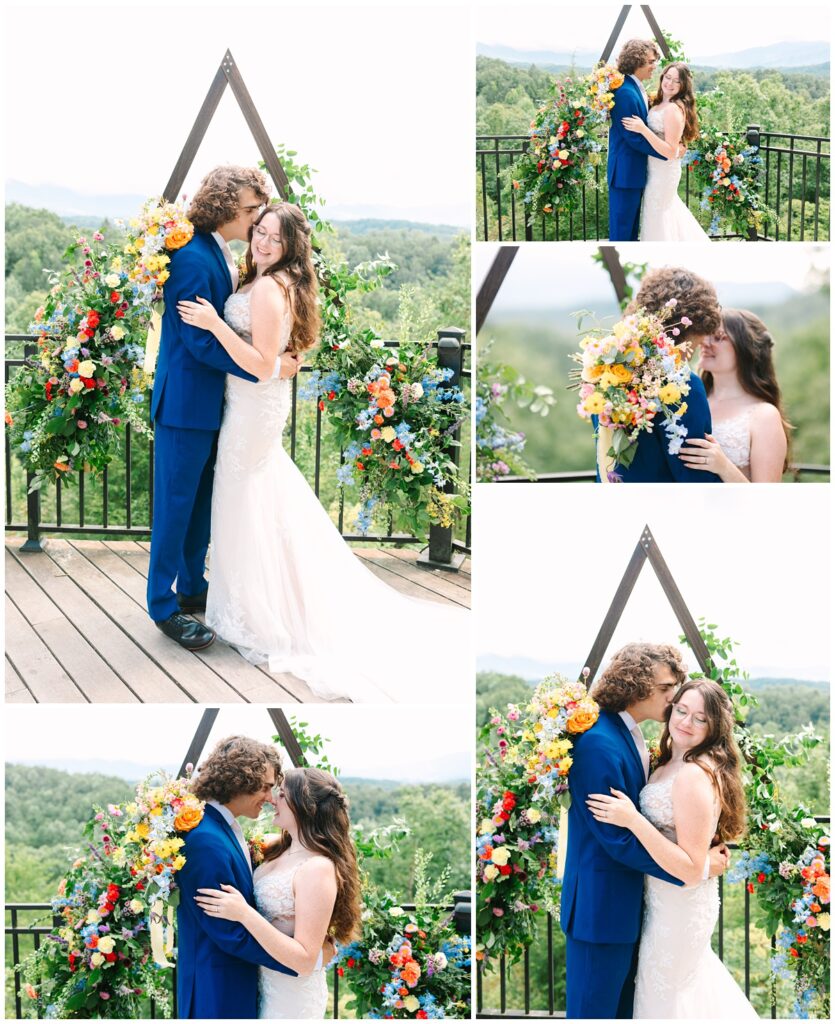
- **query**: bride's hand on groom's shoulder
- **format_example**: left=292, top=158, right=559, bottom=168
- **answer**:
left=194, top=883, right=250, bottom=922
left=586, top=787, right=639, bottom=829
left=178, top=296, right=221, bottom=331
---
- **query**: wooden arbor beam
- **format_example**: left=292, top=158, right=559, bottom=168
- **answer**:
left=163, top=50, right=289, bottom=203
left=597, top=245, right=628, bottom=306
left=177, top=707, right=308, bottom=779
left=581, top=525, right=712, bottom=683
left=475, top=246, right=519, bottom=335
left=599, top=5, right=672, bottom=65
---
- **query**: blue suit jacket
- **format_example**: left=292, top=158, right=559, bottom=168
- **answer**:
left=176, top=804, right=295, bottom=1019
left=560, top=710, right=683, bottom=945
left=151, top=231, right=256, bottom=431
left=594, top=373, right=721, bottom=483
left=607, top=76, right=665, bottom=188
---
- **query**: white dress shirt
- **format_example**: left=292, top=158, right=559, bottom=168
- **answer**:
left=208, top=800, right=252, bottom=869
left=211, top=231, right=240, bottom=291
left=629, top=74, right=650, bottom=111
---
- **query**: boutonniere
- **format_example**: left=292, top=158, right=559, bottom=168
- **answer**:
left=648, top=744, right=662, bottom=776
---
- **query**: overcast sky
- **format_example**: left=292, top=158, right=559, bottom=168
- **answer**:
left=3, top=1, right=472, bottom=224
left=475, top=3, right=830, bottom=55
left=2, top=704, right=470, bottom=781
left=475, top=243, right=830, bottom=311
left=475, top=485, right=830, bottom=680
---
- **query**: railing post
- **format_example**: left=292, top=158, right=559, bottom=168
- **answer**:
left=21, top=473, right=42, bottom=552
left=418, top=328, right=466, bottom=572
left=452, top=889, right=472, bottom=936
left=746, top=125, right=761, bottom=240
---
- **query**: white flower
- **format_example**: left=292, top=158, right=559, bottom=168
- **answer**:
left=389, top=906, right=405, bottom=917
left=370, top=339, right=385, bottom=349
left=801, top=817, right=818, bottom=829
left=105, top=273, right=121, bottom=288
left=433, top=952, right=448, bottom=970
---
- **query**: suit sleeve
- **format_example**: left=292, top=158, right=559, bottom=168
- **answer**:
left=178, top=837, right=297, bottom=975
left=615, top=90, right=666, bottom=161
left=663, top=378, right=722, bottom=483
left=570, top=736, right=684, bottom=884
left=165, top=250, right=257, bottom=383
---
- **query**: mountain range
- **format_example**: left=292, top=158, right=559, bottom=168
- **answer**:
left=476, top=40, right=830, bottom=71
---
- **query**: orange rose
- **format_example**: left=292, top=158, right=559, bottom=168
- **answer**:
left=811, top=876, right=829, bottom=902
left=174, top=807, right=203, bottom=832
left=566, top=708, right=599, bottom=734
left=401, top=960, right=421, bottom=987
left=165, top=227, right=193, bottom=251
left=54, top=461, right=70, bottom=472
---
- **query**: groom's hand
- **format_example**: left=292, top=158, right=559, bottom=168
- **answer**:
left=707, top=842, right=730, bottom=877
left=278, top=351, right=303, bottom=380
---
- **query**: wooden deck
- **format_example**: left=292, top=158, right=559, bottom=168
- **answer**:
left=4, top=538, right=470, bottom=705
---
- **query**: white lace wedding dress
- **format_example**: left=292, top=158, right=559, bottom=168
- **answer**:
left=640, top=107, right=710, bottom=242
left=711, top=408, right=753, bottom=479
left=204, top=289, right=469, bottom=703
left=254, top=861, right=327, bottom=1019
left=633, top=767, right=758, bottom=1019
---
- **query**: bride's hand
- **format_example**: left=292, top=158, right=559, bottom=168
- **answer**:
left=586, top=788, right=640, bottom=828
left=178, top=296, right=221, bottom=331
left=194, top=883, right=250, bottom=922
left=678, top=434, right=731, bottom=474
left=622, top=115, right=647, bottom=135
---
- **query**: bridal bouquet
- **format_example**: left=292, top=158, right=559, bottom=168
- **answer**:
left=587, top=62, right=625, bottom=114
left=476, top=674, right=599, bottom=965
left=20, top=771, right=204, bottom=1019
left=4, top=202, right=193, bottom=491
left=570, top=300, right=694, bottom=476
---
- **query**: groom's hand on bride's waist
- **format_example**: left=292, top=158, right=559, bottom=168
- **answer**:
left=276, top=352, right=303, bottom=380
left=322, top=936, right=337, bottom=965
left=707, top=842, right=730, bottom=878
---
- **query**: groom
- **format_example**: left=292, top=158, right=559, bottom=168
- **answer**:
left=147, top=166, right=301, bottom=649
left=608, top=39, right=667, bottom=241
left=561, top=643, right=730, bottom=1019
left=177, top=736, right=331, bottom=1018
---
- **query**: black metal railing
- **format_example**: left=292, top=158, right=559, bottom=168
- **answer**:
left=476, top=819, right=830, bottom=1019
left=476, top=127, right=830, bottom=242
left=6, top=901, right=468, bottom=1020
left=4, top=332, right=471, bottom=561
left=492, top=465, right=830, bottom=484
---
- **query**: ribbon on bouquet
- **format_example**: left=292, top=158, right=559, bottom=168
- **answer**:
left=149, top=899, right=176, bottom=967
left=596, top=425, right=615, bottom=485
left=143, top=302, right=164, bottom=376
left=556, top=805, right=570, bottom=880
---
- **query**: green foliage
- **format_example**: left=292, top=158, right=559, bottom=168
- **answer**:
left=476, top=672, right=534, bottom=729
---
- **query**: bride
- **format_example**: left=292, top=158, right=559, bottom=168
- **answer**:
left=587, top=679, right=758, bottom=1019
left=177, top=203, right=469, bottom=702
left=622, top=62, right=710, bottom=242
left=194, top=767, right=360, bottom=1019
left=678, top=309, right=791, bottom=481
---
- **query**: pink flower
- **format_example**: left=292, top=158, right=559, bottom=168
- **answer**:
left=681, top=316, right=692, bottom=327
left=77, top=420, right=88, bottom=429
left=492, top=907, right=504, bottom=917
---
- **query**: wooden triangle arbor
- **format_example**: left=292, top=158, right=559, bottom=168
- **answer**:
left=581, top=525, right=712, bottom=684
left=177, top=707, right=307, bottom=778
left=162, top=50, right=290, bottom=202
left=599, top=5, right=671, bottom=64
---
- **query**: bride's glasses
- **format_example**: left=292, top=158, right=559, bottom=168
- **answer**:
left=672, top=704, right=707, bottom=726
left=253, top=224, right=284, bottom=247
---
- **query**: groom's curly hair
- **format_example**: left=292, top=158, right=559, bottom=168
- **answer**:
left=616, top=39, right=661, bottom=76
left=630, top=268, right=722, bottom=339
left=592, top=643, right=687, bottom=712
left=191, top=736, right=283, bottom=804
left=187, top=165, right=270, bottom=233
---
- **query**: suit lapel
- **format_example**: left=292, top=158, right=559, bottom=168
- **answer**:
left=610, top=712, right=646, bottom=785
left=204, top=804, right=252, bottom=880
left=202, top=232, right=234, bottom=292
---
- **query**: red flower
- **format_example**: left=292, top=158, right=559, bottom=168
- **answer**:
left=114, top=309, right=126, bottom=319
left=417, top=1013, right=429, bottom=1020
left=746, top=883, right=755, bottom=894
left=80, top=377, right=95, bottom=389
left=87, top=310, right=100, bottom=328
left=337, top=967, right=344, bottom=976
left=499, top=811, right=510, bottom=821
left=328, top=391, right=336, bottom=400
left=757, top=872, right=766, bottom=884
left=105, top=953, right=117, bottom=962
left=356, top=462, right=365, bottom=471
left=499, top=865, right=512, bottom=876
left=392, top=439, right=404, bottom=451
left=318, top=400, right=325, bottom=411
left=346, top=957, right=356, bottom=968
left=797, top=934, right=808, bottom=944
left=790, top=948, right=799, bottom=958
left=66, top=359, right=79, bottom=373
left=388, top=461, right=401, bottom=470
left=361, top=446, right=372, bottom=456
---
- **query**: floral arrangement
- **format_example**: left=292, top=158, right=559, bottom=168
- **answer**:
left=570, top=299, right=694, bottom=478
left=334, top=867, right=471, bottom=1019
left=5, top=198, right=192, bottom=491
left=20, top=771, right=204, bottom=1018
left=587, top=63, right=625, bottom=114
left=684, top=127, right=766, bottom=237
left=686, top=623, right=828, bottom=1018
left=476, top=673, right=599, bottom=964
left=475, top=341, right=554, bottom=481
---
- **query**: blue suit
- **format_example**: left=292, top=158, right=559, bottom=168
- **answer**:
left=147, top=232, right=257, bottom=621
left=560, top=710, right=684, bottom=1018
left=594, top=373, right=722, bottom=483
left=607, top=76, right=666, bottom=241
left=176, top=804, right=295, bottom=1018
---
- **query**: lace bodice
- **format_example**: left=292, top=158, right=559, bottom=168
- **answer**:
left=647, top=105, right=667, bottom=139
left=254, top=861, right=300, bottom=924
left=711, top=408, right=753, bottom=475
left=639, top=771, right=678, bottom=842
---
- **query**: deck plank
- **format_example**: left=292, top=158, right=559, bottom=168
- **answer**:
left=4, top=595, right=83, bottom=702
left=4, top=657, right=34, bottom=702
left=355, top=549, right=471, bottom=607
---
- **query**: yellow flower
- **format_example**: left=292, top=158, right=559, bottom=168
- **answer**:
left=90, top=952, right=105, bottom=968
left=491, top=847, right=510, bottom=866
left=479, top=818, right=495, bottom=835
left=69, top=378, right=84, bottom=394
left=86, top=910, right=101, bottom=924
left=658, top=383, right=682, bottom=405
left=77, top=359, right=95, bottom=378
left=527, top=808, right=542, bottom=823
left=110, top=325, right=126, bottom=341
left=558, top=149, right=569, bottom=160
left=582, top=392, right=607, bottom=415
left=97, top=936, right=115, bottom=954
left=129, top=899, right=144, bottom=914
left=173, top=854, right=186, bottom=870
left=380, top=426, right=396, bottom=443
left=105, top=274, right=121, bottom=288
left=483, top=864, right=499, bottom=881
left=678, top=402, right=688, bottom=416
left=404, top=996, right=420, bottom=1013
left=410, top=462, right=424, bottom=474
left=816, top=913, right=830, bottom=931
left=557, top=756, right=573, bottom=775
left=136, top=822, right=150, bottom=839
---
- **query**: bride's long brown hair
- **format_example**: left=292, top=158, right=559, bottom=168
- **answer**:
left=657, top=679, right=747, bottom=842
left=701, top=308, right=793, bottom=470
left=265, top=768, right=361, bottom=943
left=239, top=203, right=320, bottom=354
left=649, top=62, right=699, bottom=143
